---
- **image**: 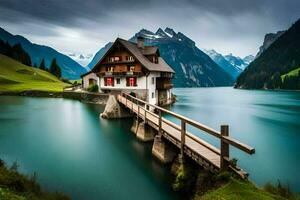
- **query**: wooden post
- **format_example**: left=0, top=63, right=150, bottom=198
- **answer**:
left=220, top=125, right=229, bottom=170
left=180, top=120, right=186, bottom=162
left=158, top=109, right=162, bottom=136
left=137, top=101, right=140, bottom=120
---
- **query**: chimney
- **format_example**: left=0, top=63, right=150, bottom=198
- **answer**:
left=137, top=36, right=144, bottom=49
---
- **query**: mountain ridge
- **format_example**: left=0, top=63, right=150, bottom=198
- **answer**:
left=0, top=27, right=87, bottom=79
left=236, top=18, right=300, bottom=89
left=204, top=49, right=254, bottom=80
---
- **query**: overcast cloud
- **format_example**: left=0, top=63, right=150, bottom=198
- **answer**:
left=0, top=0, right=299, bottom=58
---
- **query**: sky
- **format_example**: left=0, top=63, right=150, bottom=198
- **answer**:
left=0, top=0, right=299, bottom=60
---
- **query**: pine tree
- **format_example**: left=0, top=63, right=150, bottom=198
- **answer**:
left=39, top=59, right=46, bottom=71
left=49, top=58, right=61, bottom=78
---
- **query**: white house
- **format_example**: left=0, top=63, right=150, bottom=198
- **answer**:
left=81, top=37, right=174, bottom=105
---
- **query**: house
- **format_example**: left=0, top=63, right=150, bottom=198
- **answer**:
left=81, top=37, right=175, bottom=105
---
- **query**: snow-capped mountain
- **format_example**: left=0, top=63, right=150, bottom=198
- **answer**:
left=224, top=54, right=249, bottom=70
left=243, top=55, right=255, bottom=65
left=68, top=53, right=93, bottom=70
left=204, top=49, right=243, bottom=79
left=129, top=28, right=233, bottom=87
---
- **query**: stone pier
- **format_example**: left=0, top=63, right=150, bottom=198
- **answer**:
left=100, top=95, right=132, bottom=119
left=131, top=119, right=155, bottom=142
left=152, top=135, right=176, bottom=163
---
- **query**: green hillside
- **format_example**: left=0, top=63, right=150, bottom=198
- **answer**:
left=196, top=179, right=288, bottom=200
left=0, top=54, right=69, bottom=92
left=281, top=67, right=300, bottom=80
left=236, top=18, right=300, bottom=89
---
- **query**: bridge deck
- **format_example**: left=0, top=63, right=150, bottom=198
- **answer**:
left=118, top=95, right=221, bottom=168
left=117, top=93, right=255, bottom=175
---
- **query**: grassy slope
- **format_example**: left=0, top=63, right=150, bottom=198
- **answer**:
left=0, top=54, right=70, bottom=92
left=196, top=179, right=288, bottom=200
left=0, top=187, right=26, bottom=200
left=281, top=67, right=300, bottom=80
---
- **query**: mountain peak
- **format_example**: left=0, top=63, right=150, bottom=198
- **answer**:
left=155, top=28, right=168, bottom=37
left=164, top=27, right=176, bottom=37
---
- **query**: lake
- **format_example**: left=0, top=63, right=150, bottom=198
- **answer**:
left=169, top=87, right=300, bottom=192
left=0, top=87, right=299, bottom=199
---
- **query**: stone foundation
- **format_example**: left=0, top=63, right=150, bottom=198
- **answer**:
left=152, top=135, right=176, bottom=163
left=131, top=119, right=155, bottom=141
left=100, top=95, right=132, bottom=119
left=136, top=122, right=155, bottom=142
left=130, top=119, right=139, bottom=135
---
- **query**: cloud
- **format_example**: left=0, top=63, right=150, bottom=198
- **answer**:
left=0, top=0, right=299, bottom=57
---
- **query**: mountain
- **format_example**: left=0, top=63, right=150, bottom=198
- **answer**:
left=128, top=28, right=233, bottom=87
left=243, top=55, right=255, bottom=65
left=0, top=27, right=87, bottom=79
left=67, top=53, right=93, bottom=69
left=236, top=18, right=300, bottom=89
left=87, top=42, right=113, bottom=70
left=223, top=54, right=249, bottom=71
left=204, top=49, right=244, bottom=80
left=256, top=31, right=284, bottom=58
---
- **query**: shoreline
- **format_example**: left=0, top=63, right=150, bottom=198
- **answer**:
left=0, top=90, right=109, bottom=105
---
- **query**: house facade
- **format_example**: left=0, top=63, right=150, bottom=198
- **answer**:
left=81, top=37, right=174, bottom=105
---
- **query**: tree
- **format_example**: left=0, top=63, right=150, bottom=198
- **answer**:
left=39, top=58, right=46, bottom=71
left=49, top=58, right=61, bottom=78
left=11, top=43, right=32, bottom=66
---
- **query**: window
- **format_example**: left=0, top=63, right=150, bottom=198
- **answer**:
left=126, top=77, right=137, bottom=87
left=106, top=66, right=114, bottom=72
left=116, top=78, right=120, bottom=84
left=130, top=66, right=135, bottom=72
left=152, top=92, right=155, bottom=98
left=104, top=77, right=114, bottom=86
left=109, top=56, right=121, bottom=62
left=151, top=77, right=155, bottom=85
left=126, top=56, right=134, bottom=61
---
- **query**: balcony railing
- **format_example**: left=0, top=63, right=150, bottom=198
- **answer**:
left=103, top=60, right=135, bottom=64
left=99, top=71, right=142, bottom=76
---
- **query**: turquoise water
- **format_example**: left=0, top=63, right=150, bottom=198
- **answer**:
left=170, top=87, right=300, bottom=192
left=0, top=97, right=179, bottom=200
left=0, top=87, right=300, bottom=199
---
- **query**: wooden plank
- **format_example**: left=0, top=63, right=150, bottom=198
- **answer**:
left=222, top=136, right=255, bottom=154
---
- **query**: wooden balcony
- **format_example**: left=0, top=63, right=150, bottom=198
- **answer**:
left=98, top=71, right=143, bottom=77
left=102, top=60, right=135, bottom=65
left=157, top=83, right=173, bottom=89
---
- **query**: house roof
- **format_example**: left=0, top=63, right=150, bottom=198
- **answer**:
left=83, top=38, right=174, bottom=77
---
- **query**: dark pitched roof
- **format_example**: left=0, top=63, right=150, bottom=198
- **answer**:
left=117, top=38, right=174, bottom=73
left=141, top=46, right=159, bottom=55
left=85, top=38, right=174, bottom=76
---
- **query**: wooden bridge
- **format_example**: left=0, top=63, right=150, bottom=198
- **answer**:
left=117, top=93, right=255, bottom=177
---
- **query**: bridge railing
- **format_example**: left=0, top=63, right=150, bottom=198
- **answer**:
left=119, top=92, right=255, bottom=176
